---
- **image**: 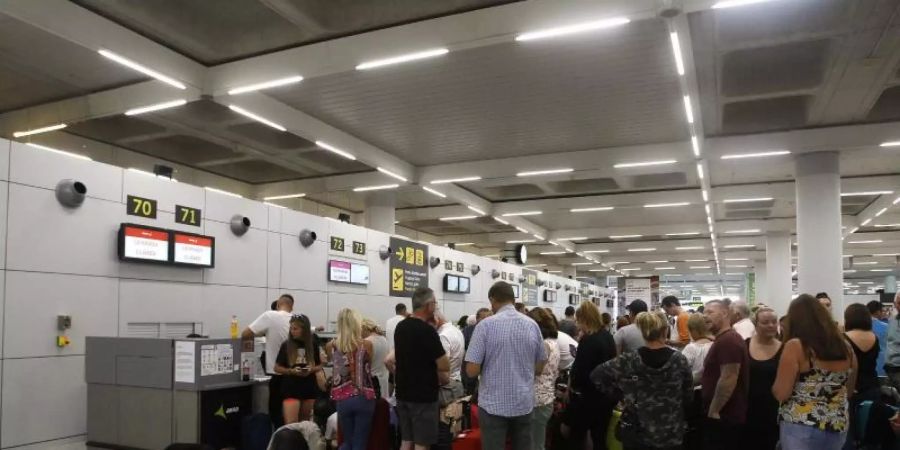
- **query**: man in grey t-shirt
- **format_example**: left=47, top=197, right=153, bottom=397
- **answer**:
left=614, top=299, right=648, bottom=354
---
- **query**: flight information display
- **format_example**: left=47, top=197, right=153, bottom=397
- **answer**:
left=119, top=224, right=170, bottom=263
left=173, top=232, right=215, bottom=267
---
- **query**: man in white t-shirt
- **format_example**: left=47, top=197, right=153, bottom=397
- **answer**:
left=385, top=302, right=408, bottom=350
left=436, top=311, right=465, bottom=382
left=243, top=294, right=293, bottom=426
left=731, top=300, right=754, bottom=340
left=556, top=330, right=578, bottom=371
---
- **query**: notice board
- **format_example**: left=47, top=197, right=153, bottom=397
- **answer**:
left=389, top=237, right=429, bottom=297
left=522, top=269, right=539, bottom=306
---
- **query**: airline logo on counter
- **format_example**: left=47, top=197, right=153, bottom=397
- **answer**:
left=389, top=237, right=429, bottom=297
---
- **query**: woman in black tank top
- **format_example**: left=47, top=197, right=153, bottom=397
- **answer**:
left=741, top=307, right=782, bottom=450
left=844, top=304, right=880, bottom=400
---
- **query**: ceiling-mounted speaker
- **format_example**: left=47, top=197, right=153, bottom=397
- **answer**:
left=537, top=279, right=546, bottom=287
left=230, top=215, right=251, bottom=236
left=565, top=285, right=572, bottom=292
left=55, top=179, right=87, bottom=208
left=471, top=264, right=481, bottom=276
left=299, top=229, right=317, bottom=247
left=379, top=245, right=392, bottom=260
left=429, top=256, right=441, bottom=269
left=491, top=269, right=500, bottom=279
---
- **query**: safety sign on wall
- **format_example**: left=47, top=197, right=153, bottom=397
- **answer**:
left=389, top=237, right=429, bottom=297
left=522, top=269, right=539, bottom=306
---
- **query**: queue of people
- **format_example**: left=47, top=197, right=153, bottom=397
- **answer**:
left=244, top=287, right=900, bottom=450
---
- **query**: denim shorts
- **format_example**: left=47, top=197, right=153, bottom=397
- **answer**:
left=780, top=422, right=846, bottom=450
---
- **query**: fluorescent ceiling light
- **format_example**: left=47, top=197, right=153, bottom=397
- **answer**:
left=861, top=218, right=873, bottom=226
left=729, top=265, right=749, bottom=268
left=646, top=260, right=669, bottom=263
left=205, top=187, right=243, bottom=198
left=725, top=258, right=749, bottom=261
left=352, top=184, right=399, bottom=192
left=723, top=197, right=773, bottom=203
left=540, top=251, right=566, bottom=255
left=588, top=269, right=607, bottom=272
left=841, top=191, right=893, bottom=197
left=422, top=186, right=446, bottom=198
left=13, top=123, right=67, bottom=138
left=666, top=232, right=701, bottom=236
left=440, top=215, right=478, bottom=221
left=376, top=167, right=408, bottom=182
left=849, top=227, right=860, bottom=234
left=692, top=136, right=700, bottom=157
left=571, top=262, right=593, bottom=266
left=583, top=250, right=609, bottom=253
left=264, top=202, right=286, bottom=209
left=124, top=99, right=187, bottom=116
left=515, top=226, right=528, bottom=233
left=880, top=141, right=900, bottom=147
left=454, top=243, right=474, bottom=247
left=571, top=206, right=614, bottom=212
left=315, top=141, right=356, bottom=160
left=870, top=269, right=893, bottom=272
left=516, top=168, right=573, bottom=177
left=690, top=266, right=712, bottom=269
left=670, top=32, right=685, bottom=76
left=506, top=239, right=536, bottom=244
left=676, top=246, right=705, bottom=250
left=720, top=150, right=791, bottom=160
left=874, top=223, right=900, bottom=228
left=533, top=234, right=545, bottom=240
left=468, top=206, right=486, bottom=215
left=876, top=207, right=889, bottom=217
left=696, top=163, right=704, bottom=180
left=558, top=237, right=587, bottom=241
left=610, top=235, right=642, bottom=239
left=655, top=267, right=676, bottom=270
left=228, top=105, right=286, bottom=131
left=614, top=160, right=677, bottom=169
left=848, top=240, right=882, bottom=244
left=854, top=262, right=879, bottom=265
left=502, top=211, right=542, bottom=217
left=493, top=217, right=510, bottom=225
left=355, top=48, right=449, bottom=70
left=98, top=49, right=186, bottom=89
left=724, top=244, right=755, bottom=249
left=628, top=248, right=656, bottom=252
left=228, top=75, right=303, bottom=95
left=874, top=253, right=900, bottom=256
left=25, top=143, right=91, bottom=161
left=686, top=259, right=709, bottom=262
left=263, top=193, right=306, bottom=201
left=645, top=202, right=690, bottom=208
left=620, top=268, right=640, bottom=271
left=843, top=270, right=857, bottom=273
left=712, top=0, right=781, bottom=9
left=683, top=96, right=694, bottom=124
left=430, top=176, right=481, bottom=184
left=702, top=190, right=709, bottom=202
left=515, top=17, right=630, bottom=42
left=725, top=229, right=761, bottom=234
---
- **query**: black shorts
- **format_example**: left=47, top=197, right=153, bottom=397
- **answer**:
left=396, top=400, right=439, bottom=445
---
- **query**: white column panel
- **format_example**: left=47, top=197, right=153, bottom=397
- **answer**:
left=11, top=141, right=122, bottom=202
left=0, top=137, right=11, bottom=181
left=280, top=232, right=328, bottom=291
left=328, top=292, right=396, bottom=331
left=754, top=260, right=768, bottom=306
left=203, top=220, right=267, bottom=288
left=7, top=183, right=121, bottom=277
left=365, top=229, right=391, bottom=297
left=766, top=232, right=794, bottom=316
left=795, top=152, right=844, bottom=316
left=4, top=271, right=117, bottom=358
left=200, top=285, right=268, bottom=339
left=118, top=280, right=203, bottom=335
left=267, top=231, right=282, bottom=289
left=1, top=356, right=86, bottom=448
left=203, top=190, right=267, bottom=229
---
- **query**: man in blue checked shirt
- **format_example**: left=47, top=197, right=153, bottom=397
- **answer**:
left=465, top=281, right=547, bottom=449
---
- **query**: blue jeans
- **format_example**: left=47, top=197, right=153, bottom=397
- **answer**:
left=479, top=407, right=533, bottom=450
left=780, top=422, right=846, bottom=450
left=531, top=403, right=553, bottom=450
left=336, top=395, right=376, bottom=450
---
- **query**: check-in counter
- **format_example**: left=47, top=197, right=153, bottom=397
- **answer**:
left=85, top=337, right=263, bottom=450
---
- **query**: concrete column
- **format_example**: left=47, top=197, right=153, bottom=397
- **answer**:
left=885, top=275, right=897, bottom=294
left=363, top=191, right=396, bottom=234
left=795, top=152, right=844, bottom=317
left=765, top=232, right=793, bottom=316
left=754, top=260, right=767, bottom=307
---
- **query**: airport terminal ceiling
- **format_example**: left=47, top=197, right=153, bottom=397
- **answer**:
left=2, top=0, right=900, bottom=298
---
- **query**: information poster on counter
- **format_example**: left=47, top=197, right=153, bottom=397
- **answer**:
left=522, top=269, right=539, bottom=306
left=174, top=341, right=195, bottom=384
left=389, top=237, right=429, bottom=297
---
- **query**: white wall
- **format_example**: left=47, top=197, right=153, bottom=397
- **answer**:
left=0, top=138, right=603, bottom=449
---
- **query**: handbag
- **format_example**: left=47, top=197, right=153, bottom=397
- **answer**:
left=438, top=379, right=464, bottom=408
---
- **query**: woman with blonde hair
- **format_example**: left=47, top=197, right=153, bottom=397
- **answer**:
left=361, top=318, right=390, bottom=399
left=325, top=308, right=376, bottom=450
left=592, top=311, right=693, bottom=450
left=682, top=313, right=714, bottom=385
left=564, top=301, right=617, bottom=449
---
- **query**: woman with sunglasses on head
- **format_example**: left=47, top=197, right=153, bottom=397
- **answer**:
left=274, top=314, right=323, bottom=424
left=326, top=308, right=376, bottom=450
